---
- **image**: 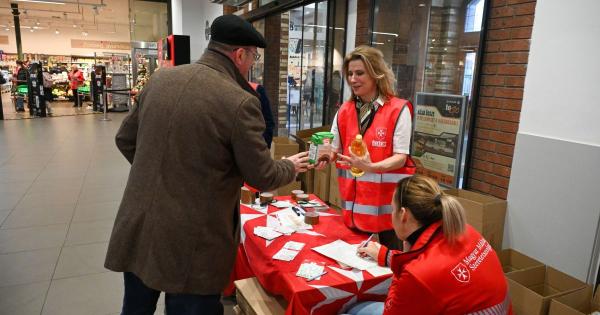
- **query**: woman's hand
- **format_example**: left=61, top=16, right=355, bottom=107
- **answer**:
left=337, top=146, right=375, bottom=172
left=357, top=241, right=381, bottom=260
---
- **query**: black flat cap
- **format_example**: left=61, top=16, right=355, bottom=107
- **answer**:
left=210, top=14, right=266, bottom=48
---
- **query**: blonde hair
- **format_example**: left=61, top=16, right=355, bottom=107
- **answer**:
left=395, top=175, right=466, bottom=243
left=343, top=45, right=396, bottom=102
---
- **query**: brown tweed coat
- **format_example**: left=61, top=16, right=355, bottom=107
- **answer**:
left=104, top=48, right=296, bottom=294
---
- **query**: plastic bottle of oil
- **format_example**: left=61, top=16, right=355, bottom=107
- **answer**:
left=350, top=134, right=367, bottom=177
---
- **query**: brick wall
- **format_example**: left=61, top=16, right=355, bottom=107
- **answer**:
left=264, top=14, right=286, bottom=135
left=468, top=0, right=536, bottom=199
left=355, top=0, right=372, bottom=46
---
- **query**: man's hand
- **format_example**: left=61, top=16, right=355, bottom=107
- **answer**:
left=284, top=151, right=311, bottom=174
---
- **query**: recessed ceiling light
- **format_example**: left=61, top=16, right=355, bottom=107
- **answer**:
left=55, top=29, right=60, bottom=34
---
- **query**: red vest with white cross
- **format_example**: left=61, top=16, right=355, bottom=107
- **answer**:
left=335, top=96, right=416, bottom=233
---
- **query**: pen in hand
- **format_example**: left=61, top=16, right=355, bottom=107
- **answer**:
left=361, top=234, right=375, bottom=248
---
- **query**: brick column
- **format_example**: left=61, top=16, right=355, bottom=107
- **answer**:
left=264, top=14, right=288, bottom=135
left=355, top=0, right=372, bottom=46
left=467, top=0, right=536, bottom=199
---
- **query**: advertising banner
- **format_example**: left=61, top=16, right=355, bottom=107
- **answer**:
left=412, top=93, right=467, bottom=187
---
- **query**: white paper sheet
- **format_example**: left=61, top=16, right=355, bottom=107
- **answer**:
left=275, top=208, right=313, bottom=231
left=253, top=226, right=282, bottom=241
left=273, top=248, right=300, bottom=261
left=283, top=241, right=305, bottom=251
left=312, top=240, right=378, bottom=270
left=365, top=265, right=393, bottom=277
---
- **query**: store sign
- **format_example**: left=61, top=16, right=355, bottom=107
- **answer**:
left=71, top=39, right=131, bottom=50
left=411, top=93, right=467, bottom=187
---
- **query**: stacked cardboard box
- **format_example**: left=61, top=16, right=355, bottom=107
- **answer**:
left=507, top=265, right=588, bottom=315
left=499, top=249, right=544, bottom=274
left=271, top=137, right=299, bottom=161
left=549, top=285, right=600, bottom=315
left=314, top=164, right=331, bottom=202
left=234, top=277, right=286, bottom=315
left=329, top=165, right=341, bottom=209
left=443, top=189, right=507, bottom=251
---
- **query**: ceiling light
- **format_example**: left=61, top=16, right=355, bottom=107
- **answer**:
left=29, top=29, right=34, bottom=32
left=4, top=28, right=9, bottom=31
left=82, top=31, right=88, bottom=36
left=73, top=24, right=77, bottom=28
left=55, top=29, right=60, bottom=34
left=15, top=0, right=66, bottom=4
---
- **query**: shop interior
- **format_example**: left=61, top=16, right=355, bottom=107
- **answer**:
left=0, top=0, right=167, bottom=120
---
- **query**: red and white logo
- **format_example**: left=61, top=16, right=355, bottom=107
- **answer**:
left=375, top=127, right=387, bottom=140
left=451, top=263, right=470, bottom=283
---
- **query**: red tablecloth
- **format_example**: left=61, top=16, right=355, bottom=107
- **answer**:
left=229, top=195, right=392, bottom=315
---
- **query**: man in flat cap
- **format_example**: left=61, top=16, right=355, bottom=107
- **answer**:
left=105, top=14, right=310, bottom=314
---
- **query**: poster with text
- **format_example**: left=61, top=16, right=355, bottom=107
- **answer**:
left=412, top=93, right=467, bottom=187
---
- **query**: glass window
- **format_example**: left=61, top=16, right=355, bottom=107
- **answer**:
left=464, top=0, right=484, bottom=32
left=250, top=20, right=265, bottom=85
left=371, top=0, right=487, bottom=187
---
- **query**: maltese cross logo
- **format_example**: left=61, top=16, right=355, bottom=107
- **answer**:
left=451, top=263, right=470, bottom=283
left=375, top=127, right=387, bottom=140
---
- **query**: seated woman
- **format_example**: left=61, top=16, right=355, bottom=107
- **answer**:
left=348, top=175, right=512, bottom=315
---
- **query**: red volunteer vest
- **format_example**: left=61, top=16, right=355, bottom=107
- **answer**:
left=381, top=222, right=513, bottom=315
left=335, top=97, right=416, bottom=232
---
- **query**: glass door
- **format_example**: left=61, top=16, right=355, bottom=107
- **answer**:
left=283, top=1, right=328, bottom=135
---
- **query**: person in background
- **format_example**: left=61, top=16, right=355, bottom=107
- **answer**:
left=248, top=81, right=275, bottom=148
left=348, top=175, right=512, bottom=315
left=13, top=60, right=29, bottom=112
left=42, top=67, right=54, bottom=116
left=104, top=14, right=310, bottom=315
left=326, top=46, right=416, bottom=250
left=68, top=64, right=84, bottom=108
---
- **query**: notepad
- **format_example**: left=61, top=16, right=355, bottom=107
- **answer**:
left=312, top=240, right=378, bottom=270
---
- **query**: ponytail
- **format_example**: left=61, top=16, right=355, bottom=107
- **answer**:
left=439, top=195, right=466, bottom=243
left=395, top=175, right=467, bottom=244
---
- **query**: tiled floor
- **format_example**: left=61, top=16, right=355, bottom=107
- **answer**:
left=0, top=113, right=235, bottom=315
left=1, top=91, right=101, bottom=120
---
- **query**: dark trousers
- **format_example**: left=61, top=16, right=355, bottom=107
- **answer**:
left=72, top=89, right=81, bottom=107
left=121, top=272, right=224, bottom=315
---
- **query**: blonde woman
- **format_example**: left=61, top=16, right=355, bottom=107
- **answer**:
left=348, top=175, right=512, bottom=315
left=330, top=45, right=416, bottom=249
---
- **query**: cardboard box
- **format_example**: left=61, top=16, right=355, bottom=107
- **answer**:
left=314, top=164, right=331, bottom=202
left=291, top=125, right=332, bottom=152
left=271, top=137, right=299, bottom=160
left=507, top=266, right=589, bottom=315
left=329, top=166, right=342, bottom=208
left=235, top=277, right=286, bottom=315
left=443, top=189, right=507, bottom=251
left=549, top=286, right=600, bottom=315
left=499, top=249, right=545, bottom=274
left=274, top=180, right=301, bottom=197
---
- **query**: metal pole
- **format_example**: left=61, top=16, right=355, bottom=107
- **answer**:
left=11, top=3, right=23, bottom=61
left=99, top=89, right=110, bottom=121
